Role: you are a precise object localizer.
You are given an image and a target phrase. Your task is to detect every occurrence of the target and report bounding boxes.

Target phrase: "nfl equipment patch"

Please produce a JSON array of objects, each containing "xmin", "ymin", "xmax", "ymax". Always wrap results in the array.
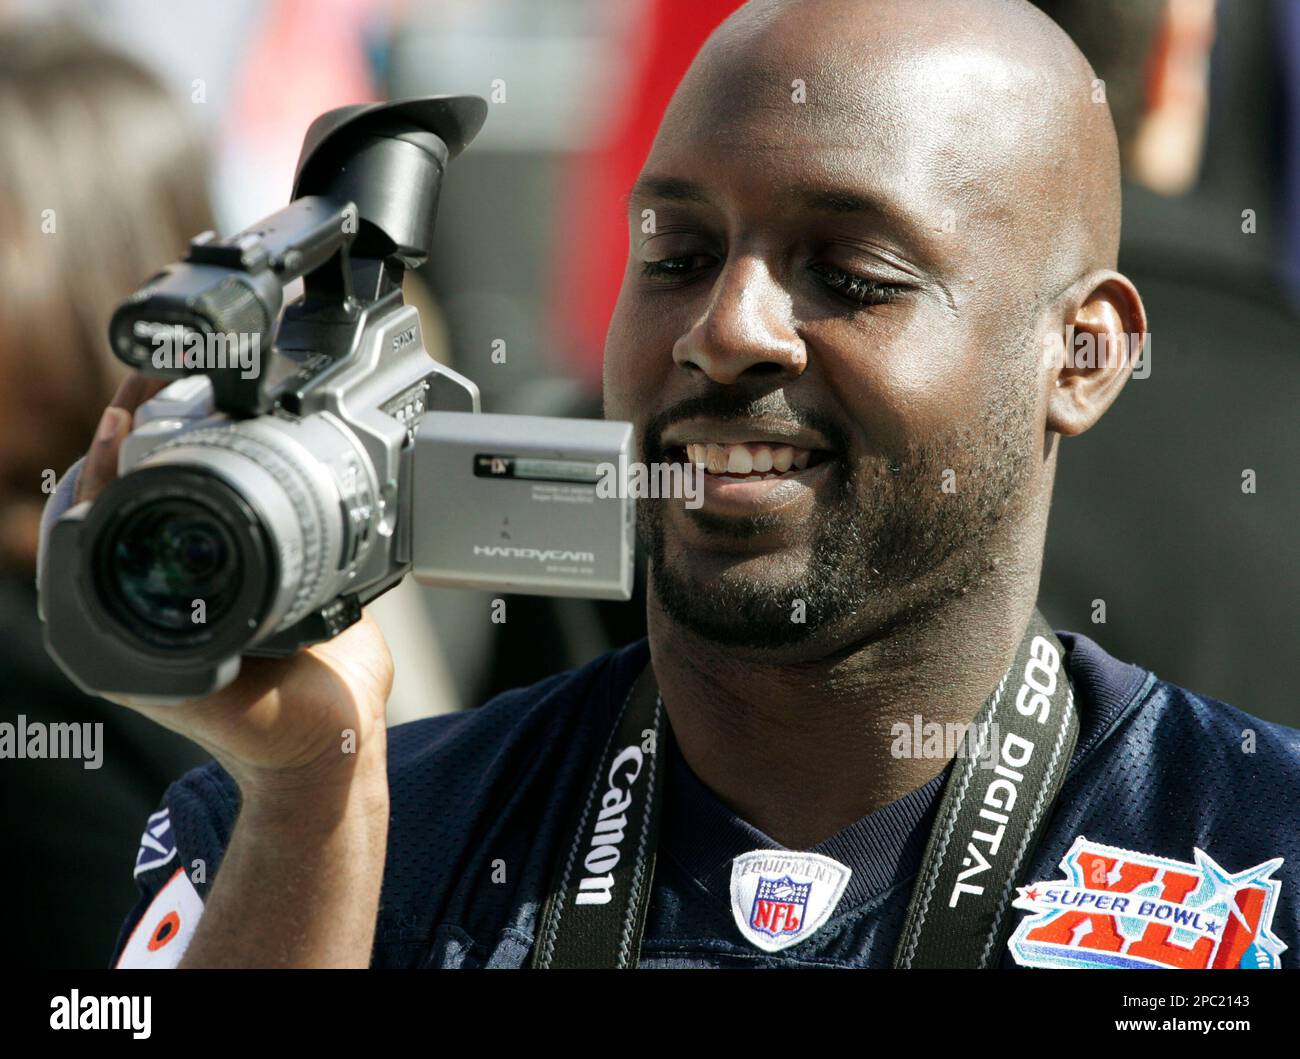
[
  {"xmin": 116, "ymin": 867, "xmax": 204, "ymax": 969},
  {"xmin": 1008, "ymin": 836, "xmax": 1286, "ymax": 969},
  {"xmin": 730, "ymin": 850, "xmax": 851, "ymax": 954},
  {"xmin": 133, "ymin": 808, "xmax": 177, "ymax": 878}
]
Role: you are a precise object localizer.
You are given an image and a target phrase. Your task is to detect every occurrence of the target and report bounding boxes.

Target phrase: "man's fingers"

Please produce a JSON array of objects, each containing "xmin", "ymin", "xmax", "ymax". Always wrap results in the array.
[
  {"xmin": 74, "ymin": 373, "xmax": 169, "ymax": 504},
  {"xmin": 74, "ymin": 406, "xmax": 131, "ymax": 504}
]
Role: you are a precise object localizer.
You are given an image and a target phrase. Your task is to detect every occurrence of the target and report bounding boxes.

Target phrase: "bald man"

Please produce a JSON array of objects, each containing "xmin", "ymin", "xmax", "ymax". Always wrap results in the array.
[{"xmin": 84, "ymin": 0, "xmax": 1295, "ymax": 970}]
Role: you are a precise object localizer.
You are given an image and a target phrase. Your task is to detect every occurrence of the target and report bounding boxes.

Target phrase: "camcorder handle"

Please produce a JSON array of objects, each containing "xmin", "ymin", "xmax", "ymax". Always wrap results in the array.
[{"xmin": 106, "ymin": 95, "xmax": 489, "ymax": 418}]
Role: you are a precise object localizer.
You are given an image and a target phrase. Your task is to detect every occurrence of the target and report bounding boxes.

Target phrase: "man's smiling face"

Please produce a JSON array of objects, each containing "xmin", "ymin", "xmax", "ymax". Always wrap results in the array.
[{"xmin": 602, "ymin": 0, "xmax": 1121, "ymax": 654}]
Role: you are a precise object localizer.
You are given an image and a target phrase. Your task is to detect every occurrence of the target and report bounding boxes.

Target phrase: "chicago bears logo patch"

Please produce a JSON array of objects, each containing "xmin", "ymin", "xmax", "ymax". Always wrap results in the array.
[
  {"xmin": 1009, "ymin": 836, "xmax": 1286, "ymax": 969},
  {"xmin": 730, "ymin": 851, "xmax": 851, "ymax": 954}
]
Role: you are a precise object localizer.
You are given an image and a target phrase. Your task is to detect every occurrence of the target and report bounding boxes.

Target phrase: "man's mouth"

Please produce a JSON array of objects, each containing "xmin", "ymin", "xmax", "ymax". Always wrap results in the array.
[
  {"xmin": 668, "ymin": 441, "xmax": 833, "ymax": 481},
  {"xmin": 656, "ymin": 419, "xmax": 840, "ymax": 518}
]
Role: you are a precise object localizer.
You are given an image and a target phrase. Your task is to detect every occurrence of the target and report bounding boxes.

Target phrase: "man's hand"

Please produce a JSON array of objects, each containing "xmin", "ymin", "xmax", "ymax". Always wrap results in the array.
[
  {"xmin": 75, "ymin": 372, "xmax": 395, "ymax": 967},
  {"xmin": 76, "ymin": 372, "xmax": 394, "ymax": 793}
]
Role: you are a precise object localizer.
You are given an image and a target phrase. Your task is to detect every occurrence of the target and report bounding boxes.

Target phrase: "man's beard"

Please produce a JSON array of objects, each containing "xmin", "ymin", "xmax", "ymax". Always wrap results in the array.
[{"xmin": 639, "ymin": 371, "xmax": 1039, "ymax": 650}]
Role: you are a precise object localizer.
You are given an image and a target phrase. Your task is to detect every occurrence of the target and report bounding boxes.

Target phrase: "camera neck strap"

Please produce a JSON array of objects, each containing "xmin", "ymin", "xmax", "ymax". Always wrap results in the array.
[{"xmin": 532, "ymin": 610, "xmax": 1078, "ymax": 969}]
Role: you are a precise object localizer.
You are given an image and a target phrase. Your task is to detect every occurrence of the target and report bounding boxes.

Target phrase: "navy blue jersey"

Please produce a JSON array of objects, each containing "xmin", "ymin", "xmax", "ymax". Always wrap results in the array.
[{"xmin": 112, "ymin": 632, "xmax": 1300, "ymax": 969}]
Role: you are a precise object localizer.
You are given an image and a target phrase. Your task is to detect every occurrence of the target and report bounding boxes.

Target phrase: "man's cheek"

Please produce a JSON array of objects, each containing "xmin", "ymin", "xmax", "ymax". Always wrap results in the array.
[
  {"xmin": 601, "ymin": 347, "xmax": 640, "ymax": 423},
  {"xmin": 867, "ymin": 374, "xmax": 991, "ymax": 445}
]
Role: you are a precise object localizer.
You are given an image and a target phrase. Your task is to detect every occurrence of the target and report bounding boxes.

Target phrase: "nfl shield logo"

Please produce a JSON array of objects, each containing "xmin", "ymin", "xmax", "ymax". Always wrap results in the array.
[
  {"xmin": 750, "ymin": 875, "xmax": 811, "ymax": 938},
  {"xmin": 729, "ymin": 850, "xmax": 852, "ymax": 954}
]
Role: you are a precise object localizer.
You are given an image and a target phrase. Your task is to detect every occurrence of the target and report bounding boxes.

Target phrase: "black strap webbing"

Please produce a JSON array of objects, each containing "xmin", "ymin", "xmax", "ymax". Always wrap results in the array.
[
  {"xmin": 892, "ymin": 611, "xmax": 1079, "ymax": 967},
  {"xmin": 533, "ymin": 611, "xmax": 1077, "ymax": 969},
  {"xmin": 532, "ymin": 669, "xmax": 666, "ymax": 969}
]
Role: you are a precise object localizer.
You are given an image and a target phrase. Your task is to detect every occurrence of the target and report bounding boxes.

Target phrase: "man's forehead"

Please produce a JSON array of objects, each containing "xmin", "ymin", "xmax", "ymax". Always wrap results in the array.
[
  {"xmin": 632, "ymin": 1, "xmax": 1117, "ymax": 276},
  {"xmin": 633, "ymin": 59, "xmax": 1045, "ymax": 275},
  {"xmin": 647, "ymin": 33, "xmax": 1056, "ymax": 200}
]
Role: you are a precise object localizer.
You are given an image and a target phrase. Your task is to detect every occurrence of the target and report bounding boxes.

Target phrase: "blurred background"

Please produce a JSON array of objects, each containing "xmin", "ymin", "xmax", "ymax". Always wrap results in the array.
[{"xmin": 0, "ymin": 0, "xmax": 1295, "ymax": 967}]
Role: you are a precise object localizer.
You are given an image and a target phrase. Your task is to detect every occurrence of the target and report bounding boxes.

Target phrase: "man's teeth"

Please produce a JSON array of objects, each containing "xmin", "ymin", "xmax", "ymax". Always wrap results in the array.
[
  {"xmin": 727, "ymin": 446, "xmax": 752, "ymax": 474},
  {"xmin": 683, "ymin": 442, "xmax": 814, "ymax": 476}
]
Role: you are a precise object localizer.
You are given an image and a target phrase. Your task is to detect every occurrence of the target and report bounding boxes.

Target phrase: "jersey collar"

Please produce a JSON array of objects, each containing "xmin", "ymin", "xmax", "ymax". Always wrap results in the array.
[{"xmin": 652, "ymin": 628, "xmax": 1152, "ymax": 916}]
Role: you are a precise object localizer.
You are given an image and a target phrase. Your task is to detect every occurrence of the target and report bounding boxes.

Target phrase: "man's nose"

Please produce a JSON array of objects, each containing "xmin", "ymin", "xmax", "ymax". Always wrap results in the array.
[{"xmin": 672, "ymin": 255, "xmax": 806, "ymax": 384}]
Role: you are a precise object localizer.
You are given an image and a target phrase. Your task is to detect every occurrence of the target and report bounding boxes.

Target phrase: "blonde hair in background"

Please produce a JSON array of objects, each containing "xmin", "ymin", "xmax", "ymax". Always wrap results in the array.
[{"xmin": 0, "ymin": 20, "xmax": 215, "ymax": 570}]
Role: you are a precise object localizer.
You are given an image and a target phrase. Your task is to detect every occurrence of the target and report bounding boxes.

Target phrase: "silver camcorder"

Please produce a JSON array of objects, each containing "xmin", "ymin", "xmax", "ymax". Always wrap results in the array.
[{"xmin": 39, "ymin": 96, "xmax": 634, "ymax": 704}]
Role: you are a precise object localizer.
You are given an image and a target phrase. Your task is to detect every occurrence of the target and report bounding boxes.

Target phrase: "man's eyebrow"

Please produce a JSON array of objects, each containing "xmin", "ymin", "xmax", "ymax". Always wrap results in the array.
[
  {"xmin": 797, "ymin": 187, "xmax": 885, "ymax": 216},
  {"xmin": 627, "ymin": 176, "xmax": 898, "ymax": 220},
  {"xmin": 626, "ymin": 175, "xmax": 713, "ymax": 208}
]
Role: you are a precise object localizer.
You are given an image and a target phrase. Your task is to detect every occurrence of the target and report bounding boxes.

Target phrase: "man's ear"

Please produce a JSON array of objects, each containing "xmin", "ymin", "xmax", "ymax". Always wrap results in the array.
[{"xmin": 1046, "ymin": 273, "xmax": 1147, "ymax": 438}]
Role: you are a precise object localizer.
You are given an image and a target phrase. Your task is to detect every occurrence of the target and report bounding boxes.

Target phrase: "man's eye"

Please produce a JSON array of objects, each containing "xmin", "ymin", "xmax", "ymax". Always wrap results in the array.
[
  {"xmin": 809, "ymin": 262, "xmax": 907, "ymax": 306},
  {"xmin": 640, "ymin": 255, "xmax": 712, "ymax": 280}
]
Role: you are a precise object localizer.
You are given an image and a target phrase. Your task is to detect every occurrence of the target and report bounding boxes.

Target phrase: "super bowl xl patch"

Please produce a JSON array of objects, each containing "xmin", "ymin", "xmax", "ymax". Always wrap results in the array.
[
  {"xmin": 730, "ymin": 850, "xmax": 851, "ymax": 954},
  {"xmin": 1008, "ymin": 836, "xmax": 1285, "ymax": 969}
]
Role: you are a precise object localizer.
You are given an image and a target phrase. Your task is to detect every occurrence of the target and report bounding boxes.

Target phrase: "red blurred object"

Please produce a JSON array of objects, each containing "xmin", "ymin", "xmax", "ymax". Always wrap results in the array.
[
  {"xmin": 222, "ymin": 0, "xmax": 385, "ymax": 208},
  {"xmin": 547, "ymin": 0, "xmax": 744, "ymax": 391}
]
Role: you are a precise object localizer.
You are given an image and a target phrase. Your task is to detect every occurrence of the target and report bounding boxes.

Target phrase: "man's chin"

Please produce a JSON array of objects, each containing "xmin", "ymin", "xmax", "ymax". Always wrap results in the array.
[
  {"xmin": 649, "ymin": 552, "xmax": 842, "ymax": 651},
  {"xmin": 658, "ymin": 538, "xmax": 813, "ymax": 583}
]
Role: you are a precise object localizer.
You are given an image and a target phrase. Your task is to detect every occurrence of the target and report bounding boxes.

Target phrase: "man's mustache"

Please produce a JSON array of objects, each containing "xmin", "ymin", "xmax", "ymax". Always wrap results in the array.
[{"xmin": 642, "ymin": 391, "xmax": 851, "ymax": 460}]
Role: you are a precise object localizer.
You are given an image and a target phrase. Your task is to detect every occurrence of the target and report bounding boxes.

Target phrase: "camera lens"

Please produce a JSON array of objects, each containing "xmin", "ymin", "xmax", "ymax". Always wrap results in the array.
[{"xmin": 99, "ymin": 497, "xmax": 242, "ymax": 644}]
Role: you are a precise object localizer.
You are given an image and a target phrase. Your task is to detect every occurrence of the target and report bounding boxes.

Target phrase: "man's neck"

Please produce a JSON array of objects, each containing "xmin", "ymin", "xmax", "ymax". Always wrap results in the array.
[{"xmin": 647, "ymin": 567, "xmax": 1041, "ymax": 850}]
